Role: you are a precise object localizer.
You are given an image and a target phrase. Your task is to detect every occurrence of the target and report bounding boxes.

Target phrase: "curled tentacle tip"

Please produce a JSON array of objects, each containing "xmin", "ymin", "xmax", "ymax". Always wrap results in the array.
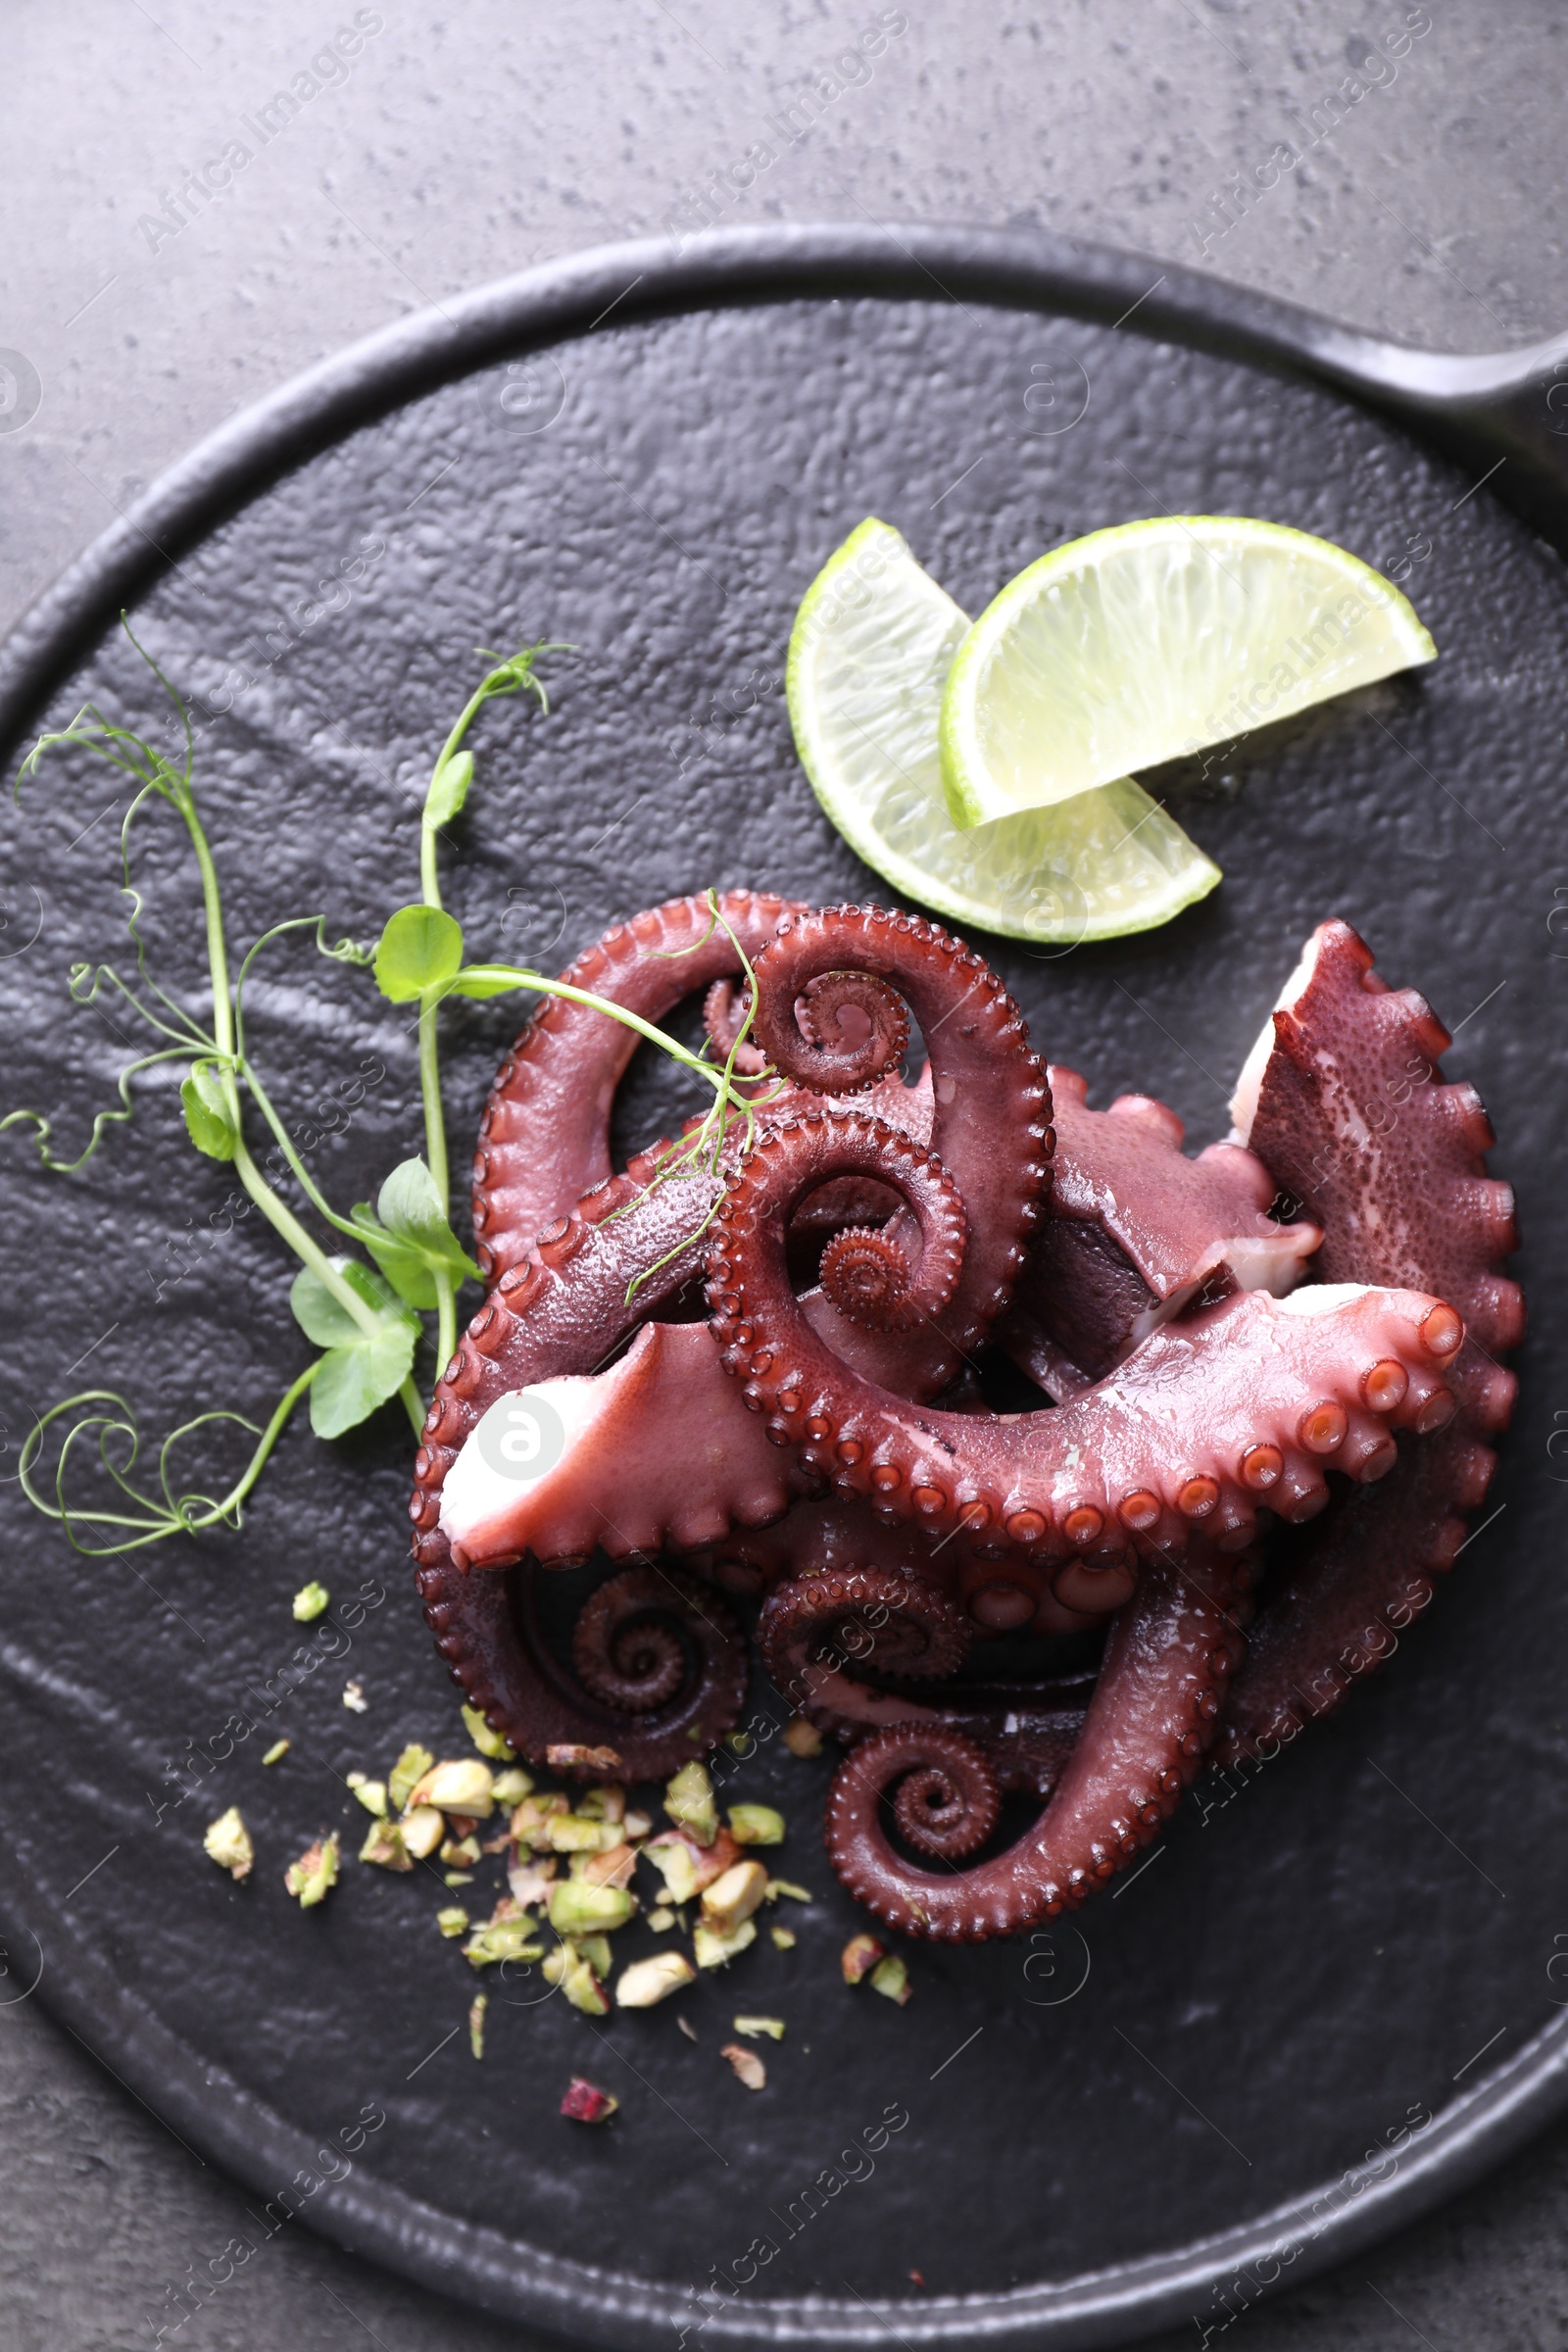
[
  {"xmin": 703, "ymin": 976, "xmax": 769, "ymax": 1076},
  {"xmin": 819, "ymin": 1226, "xmax": 918, "ymax": 1330}
]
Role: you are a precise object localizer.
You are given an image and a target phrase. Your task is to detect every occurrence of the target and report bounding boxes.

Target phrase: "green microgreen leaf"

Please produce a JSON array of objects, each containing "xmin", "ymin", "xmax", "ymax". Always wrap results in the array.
[
  {"xmin": 424, "ymin": 749, "xmax": 473, "ymax": 831},
  {"xmin": 289, "ymin": 1257, "xmax": 418, "ymax": 1440},
  {"xmin": 374, "ymin": 905, "xmax": 465, "ymax": 1001},
  {"xmin": 180, "ymin": 1061, "xmax": 238, "ymax": 1160},
  {"xmin": 351, "ymin": 1155, "xmax": 480, "ymax": 1309}
]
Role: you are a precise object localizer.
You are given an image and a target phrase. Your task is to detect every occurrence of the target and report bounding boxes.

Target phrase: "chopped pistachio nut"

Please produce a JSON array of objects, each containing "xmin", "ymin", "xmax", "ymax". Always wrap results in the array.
[
  {"xmin": 578, "ymin": 1782, "xmax": 626, "ymax": 1824},
  {"xmin": 437, "ymin": 1906, "xmax": 469, "ymax": 1937},
  {"xmin": 765, "ymin": 1878, "xmax": 812, "ymax": 1904},
  {"xmin": 642, "ymin": 1828, "xmax": 740, "ymax": 1905},
  {"xmin": 468, "ymin": 1992, "xmax": 488, "ymax": 2058},
  {"xmin": 284, "ymin": 1833, "xmax": 339, "ymax": 1908},
  {"xmin": 561, "ymin": 2076, "xmax": 617, "ymax": 2123},
  {"xmin": 542, "ymin": 1943, "xmax": 610, "ymax": 2014},
  {"xmin": 622, "ymin": 1808, "xmax": 654, "ymax": 1841},
  {"xmin": 411, "ymin": 1758, "xmax": 495, "ymax": 1818},
  {"xmin": 400, "ymin": 1805, "xmax": 445, "ymax": 1860},
  {"xmin": 783, "ymin": 1716, "xmax": 824, "ymax": 1758},
  {"xmin": 724, "ymin": 1729, "xmax": 756, "ymax": 1756},
  {"xmin": 359, "ymin": 1818, "xmax": 412, "ymax": 1871},
  {"xmin": 870, "ymin": 1954, "xmax": 911, "ymax": 2006},
  {"xmin": 700, "ymin": 1860, "xmax": 769, "ymax": 1937},
  {"xmin": 663, "ymin": 1759, "xmax": 718, "ymax": 1846},
  {"xmin": 720, "ymin": 2041, "xmax": 766, "ymax": 2090},
  {"xmin": 350, "ymin": 1778, "xmax": 389, "ymax": 1817},
  {"xmin": 733, "ymin": 2015, "xmax": 786, "ymax": 2040},
  {"xmin": 727, "ymin": 1804, "xmax": 786, "ymax": 1847},
  {"xmin": 464, "ymin": 1917, "xmax": 546, "ymax": 1969},
  {"xmin": 615, "ymin": 1951, "xmax": 697, "ymax": 2008},
  {"xmin": 841, "ymin": 1933, "xmax": 886, "ymax": 1985},
  {"xmin": 694, "ymin": 1917, "xmax": 758, "ymax": 1970},
  {"xmin": 546, "ymin": 1741, "xmax": 623, "ymax": 1776},
  {"xmin": 292, "ymin": 1580, "xmax": 329, "ymax": 1622},
  {"xmin": 648, "ymin": 1906, "xmax": 676, "ymax": 1934},
  {"xmin": 570, "ymin": 1932, "xmax": 615, "ymax": 1982},
  {"xmin": 262, "ymin": 1740, "xmax": 289, "ymax": 1766},
  {"xmin": 769, "ymin": 1925, "xmax": 797, "ymax": 1952},
  {"xmin": 490, "ymin": 1767, "xmax": 534, "ymax": 1807},
  {"xmin": 342, "ymin": 1680, "xmax": 368, "ymax": 1713},
  {"xmin": 461, "ymin": 1703, "xmax": 516, "ymax": 1762},
  {"xmin": 512, "ymin": 1791, "xmax": 569, "ymax": 1841},
  {"xmin": 542, "ymin": 1812, "xmax": 620, "ymax": 1854},
  {"xmin": 203, "ymin": 1806, "xmax": 253, "ymax": 1882},
  {"xmin": 548, "ymin": 1879, "xmax": 635, "ymax": 1937},
  {"xmin": 576, "ymin": 1842, "xmax": 638, "ymax": 1889},
  {"xmin": 388, "ymin": 1742, "xmax": 435, "ymax": 1812},
  {"xmin": 508, "ymin": 1855, "xmax": 558, "ymax": 1908},
  {"xmin": 444, "ymin": 1871, "xmax": 474, "ymax": 1887},
  {"xmin": 676, "ymin": 2014, "xmax": 699, "ymax": 2043},
  {"xmin": 441, "ymin": 1835, "xmax": 482, "ymax": 1869}
]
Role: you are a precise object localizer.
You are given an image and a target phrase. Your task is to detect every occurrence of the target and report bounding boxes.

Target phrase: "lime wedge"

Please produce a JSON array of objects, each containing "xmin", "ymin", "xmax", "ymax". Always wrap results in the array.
[
  {"xmin": 787, "ymin": 518, "xmax": 1220, "ymax": 945},
  {"xmin": 939, "ymin": 514, "xmax": 1436, "ymax": 829}
]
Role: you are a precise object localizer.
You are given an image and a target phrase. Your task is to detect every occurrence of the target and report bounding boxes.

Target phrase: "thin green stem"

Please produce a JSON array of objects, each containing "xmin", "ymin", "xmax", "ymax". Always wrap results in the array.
[
  {"xmin": 230, "ymin": 1136, "xmax": 384, "ymax": 1337},
  {"xmin": 452, "ymin": 967, "xmax": 732, "ymax": 1092}
]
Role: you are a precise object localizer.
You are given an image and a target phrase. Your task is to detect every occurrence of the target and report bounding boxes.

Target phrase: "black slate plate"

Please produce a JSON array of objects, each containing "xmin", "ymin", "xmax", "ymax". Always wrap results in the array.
[{"xmin": 0, "ymin": 228, "xmax": 1564, "ymax": 2352}]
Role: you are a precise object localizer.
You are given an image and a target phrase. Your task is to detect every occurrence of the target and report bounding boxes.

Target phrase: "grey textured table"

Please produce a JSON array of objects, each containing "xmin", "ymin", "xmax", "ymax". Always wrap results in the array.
[{"xmin": 4, "ymin": 5, "xmax": 1566, "ymax": 2346}]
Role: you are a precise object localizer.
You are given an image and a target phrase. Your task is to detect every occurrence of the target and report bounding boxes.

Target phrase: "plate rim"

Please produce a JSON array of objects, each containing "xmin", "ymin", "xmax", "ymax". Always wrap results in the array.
[{"xmin": 0, "ymin": 220, "xmax": 1556, "ymax": 2351}]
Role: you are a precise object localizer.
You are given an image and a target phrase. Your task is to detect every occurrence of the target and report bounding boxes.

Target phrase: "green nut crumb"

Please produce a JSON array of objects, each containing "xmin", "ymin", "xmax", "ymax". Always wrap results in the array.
[
  {"xmin": 437, "ymin": 1906, "xmax": 469, "ymax": 1938},
  {"xmin": 770, "ymin": 1925, "xmax": 797, "ymax": 1951},
  {"xmin": 663, "ymin": 1759, "xmax": 718, "ymax": 1846},
  {"xmin": 464, "ymin": 1918, "xmax": 546, "ymax": 1969},
  {"xmin": 728, "ymin": 1804, "xmax": 786, "ymax": 1846},
  {"xmin": 292, "ymin": 1581, "xmax": 329, "ymax": 1622},
  {"xmin": 490, "ymin": 1767, "xmax": 534, "ymax": 1807},
  {"xmin": 733, "ymin": 2015, "xmax": 786, "ymax": 2040},
  {"xmin": 469, "ymin": 1992, "xmax": 488, "ymax": 2059},
  {"xmin": 462, "ymin": 1703, "xmax": 516, "ymax": 1762},
  {"xmin": 350, "ymin": 1777, "xmax": 388, "ymax": 1817},
  {"xmin": 203, "ymin": 1806, "xmax": 253, "ymax": 1882},
  {"xmin": 284, "ymin": 1833, "xmax": 339, "ymax": 1908},
  {"xmin": 262, "ymin": 1740, "xmax": 289, "ymax": 1766},
  {"xmin": 870, "ymin": 1954, "xmax": 911, "ymax": 2006},
  {"xmin": 387, "ymin": 1742, "xmax": 434, "ymax": 1812}
]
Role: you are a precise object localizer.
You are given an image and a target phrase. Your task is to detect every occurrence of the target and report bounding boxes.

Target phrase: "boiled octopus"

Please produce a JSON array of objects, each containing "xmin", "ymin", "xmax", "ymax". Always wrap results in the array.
[{"xmin": 409, "ymin": 892, "xmax": 1519, "ymax": 1942}]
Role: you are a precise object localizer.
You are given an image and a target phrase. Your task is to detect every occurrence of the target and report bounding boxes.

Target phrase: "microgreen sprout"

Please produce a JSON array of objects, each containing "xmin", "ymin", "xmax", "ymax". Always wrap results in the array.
[{"xmin": 6, "ymin": 624, "xmax": 775, "ymax": 1559}]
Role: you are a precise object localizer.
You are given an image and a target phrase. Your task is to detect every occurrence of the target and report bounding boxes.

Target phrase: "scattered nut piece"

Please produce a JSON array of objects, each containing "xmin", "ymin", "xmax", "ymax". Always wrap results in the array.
[
  {"xmin": 623, "ymin": 1808, "xmax": 653, "ymax": 1841},
  {"xmin": 870, "ymin": 1954, "xmax": 911, "ymax": 2006},
  {"xmin": 388, "ymin": 1742, "xmax": 435, "ymax": 1812},
  {"xmin": 616, "ymin": 1951, "xmax": 698, "ymax": 2008},
  {"xmin": 724, "ymin": 1730, "xmax": 755, "ymax": 1756},
  {"xmin": 464, "ymin": 1917, "xmax": 546, "ymax": 1969},
  {"xmin": 663, "ymin": 1759, "xmax": 718, "ymax": 1846},
  {"xmin": 508, "ymin": 1855, "xmax": 558, "ymax": 1908},
  {"xmin": 572, "ymin": 1932, "xmax": 614, "ymax": 1981},
  {"xmin": 350, "ymin": 1778, "xmax": 388, "ymax": 1817},
  {"xmin": 436, "ymin": 1906, "xmax": 469, "ymax": 1938},
  {"xmin": 720, "ymin": 2041, "xmax": 766, "ymax": 2090},
  {"xmin": 579, "ymin": 1782, "xmax": 626, "ymax": 1824},
  {"xmin": 642, "ymin": 1828, "xmax": 741, "ymax": 1906},
  {"xmin": 292, "ymin": 1581, "xmax": 329, "ymax": 1622},
  {"xmin": 842, "ymin": 1933, "xmax": 886, "ymax": 1985},
  {"xmin": 411, "ymin": 1758, "xmax": 495, "ymax": 1818},
  {"xmin": 561, "ymin": 2076, "xmax": 618, "ymax": 2123},
  {"xmin": 203, "ymin": 1807, "xmax": 253, "ymax": 1882},
  {"xmin": 461, "ymin": 1703, "xmax": 516, "ymax": 1762},
  {"xmin": 511, "ymin": 1791, "xmax": 570, "ymax": 1845},
  {"xmin": 732, "ymin": 2015, "xmax": 786, "ymax": 2041},
  {"xmin": 676, "ymin": 2015, "xmax": 699, "ymax": 2043},
  {"xmin": 400, "ymin": 1806, "xmax": 445, "ymax": 1860},
  {"xmin": 542, "ymin": 1812, "xmax": 620, "ymax": 1854},
  {"xmin": 468, "ymin": 1992, "xmax": 488, "ymax": 2059},
  {"xmin": 441, "ymin": 1834, "xmax": 482, "ymax": 1869},
  {"xmin": 783, "ymin": 1717, "xmax": 823, "ymax": 1758},
  {"xmin": 490, "ymin": 1766, "xmax": 534, "ymax": 1807},
  {"xmin": 547, "ymin": 1742, "xmax": 623, "ymax": 1776},
  {"xmin": 694, "ymin": 1917, "xmax": 758, "ymax": 1970},
  {"xmin": 765, "ymin": 1878, "xmax": 812, "ymax": 1905},
  {"xmin": 700, "ymin": 1861, "xmax": 769, "ymax": 1937},
  {"xmin": 262, "ymin": 1740, "xmax": 289, "ymax": 1766},
  {"xmin": 648, "ymin": 1906, "xmax": 676, "ymax": 1934},
  {"xmin": 342, "ymin": 1681, "xmax": 368, "ymax": 1713},
  {"xmin": 443, "ymin": 1870, "xmax": 474, "ymax": 1887},
  {"xmin": 359, "ymin": 1818, "xmax": 412, "ymax": 1871},
  {"xmin": 578, "ymin": 1841, "xmax": 638, "ymax": 1889},
  {"xmin": 727, "ymin": 1804, "xmax": 785, "ymax": 1847},
  {"xmin": 284, "ymin": 1834, "xmax": 339, "ymax": 1908},
  {"xmin": 542, "ymin": 1944, "xmax": 610, "ymax": 2014},
  {"xmin": 548, "ymin": 1879, "xmax": 635, "ymax": 1937},
  {"xmin": 770, "ymin": 1926, "xmax": 796, "ymax": 1952}
]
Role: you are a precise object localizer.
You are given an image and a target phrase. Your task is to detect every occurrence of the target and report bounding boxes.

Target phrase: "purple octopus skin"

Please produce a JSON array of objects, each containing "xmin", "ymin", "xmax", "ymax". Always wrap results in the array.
[{"xmin": 1212, "ymin": 919, "xmax": 1522, "ymax": 1767}]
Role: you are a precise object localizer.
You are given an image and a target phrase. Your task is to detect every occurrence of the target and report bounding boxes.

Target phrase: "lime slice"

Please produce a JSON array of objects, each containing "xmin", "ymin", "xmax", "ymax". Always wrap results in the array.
[
  {"xmin": 939, "ymin": 514, "xmax": 1436, "ymax": 829},
  {"xmin": 787, "ymin": 518, "xmax": 1220, "ymax": 945}
]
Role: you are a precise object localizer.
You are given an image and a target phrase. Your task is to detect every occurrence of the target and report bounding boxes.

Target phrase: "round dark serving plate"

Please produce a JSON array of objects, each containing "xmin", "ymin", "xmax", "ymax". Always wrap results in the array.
[{"xmin": 0, "ymin": 227, "xmax": 1564, "ymax": 2351}]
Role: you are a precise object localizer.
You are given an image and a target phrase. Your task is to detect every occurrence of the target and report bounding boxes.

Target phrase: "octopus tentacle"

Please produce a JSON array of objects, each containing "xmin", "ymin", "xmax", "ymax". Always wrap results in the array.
[
  {"xmin": 745, "ymin": 906, "xmax": 1052, "ymax": 1392},
  {"xmin": 823, "ymin": 1544, "xmax": 1256, "ymax": 1938},
  {"xmin": 1004, "ymin": 1064, "xmax": 1321, "ymax": 1397},
  {"xmin": 471, "ymin": 889, "xmax": 804, "ymax": 1279},
  {"xmin": 759, "ymin": 1562, "xmax": 972, "ymax": 1706},
  {"xmin": 1214, "ymin": 919, "xmax": 1522, "ymax": 1765}
]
